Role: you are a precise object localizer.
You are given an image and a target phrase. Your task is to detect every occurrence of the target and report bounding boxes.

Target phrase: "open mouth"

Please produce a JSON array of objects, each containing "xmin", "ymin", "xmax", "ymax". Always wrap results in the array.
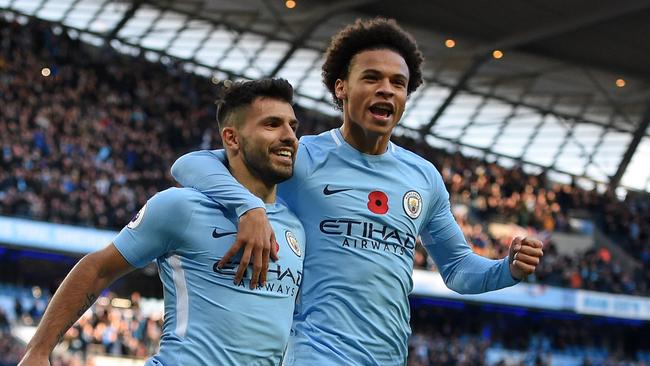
[
  {"xmin": 369, "ymin": 103, "xmax": 394, "ymax": 120},
  {"xmin": 271, "ymin": 148, "xmax": 294, "ymax": 164}
]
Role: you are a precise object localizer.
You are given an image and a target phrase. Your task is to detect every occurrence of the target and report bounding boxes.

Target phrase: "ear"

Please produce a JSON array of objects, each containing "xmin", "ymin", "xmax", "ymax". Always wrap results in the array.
[
  {"xmin": 221, "ymin": 127, "xmax": 239, "ymax": 151},
  {"xmin": 334, "ymin": 79, "xmax": 346, "ymax": 102}
]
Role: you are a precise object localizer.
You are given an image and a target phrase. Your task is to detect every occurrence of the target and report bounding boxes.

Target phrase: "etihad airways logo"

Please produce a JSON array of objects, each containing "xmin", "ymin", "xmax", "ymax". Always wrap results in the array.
[
  {"xmin": 319, "ymin": 219, "xmax": 416, "ymax": 256},
  {"xmin": 212, "ymin": 262, "xmax": 302, "ymax": 296}
]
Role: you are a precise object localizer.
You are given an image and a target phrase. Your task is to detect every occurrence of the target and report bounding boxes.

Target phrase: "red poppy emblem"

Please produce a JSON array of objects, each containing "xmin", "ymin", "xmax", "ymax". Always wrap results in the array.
[{"xmin": 367, "ymin": 191, "xmax": 389, "ymax": 214}]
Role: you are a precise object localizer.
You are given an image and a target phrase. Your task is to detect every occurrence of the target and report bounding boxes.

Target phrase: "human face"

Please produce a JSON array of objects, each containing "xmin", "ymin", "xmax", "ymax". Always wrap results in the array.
[
  {"xmin": 237, "ymin": 97, "xmax": 299, "ymax": 185},
  {"xmin": 335, "ymin": 49, "xmax": 409, "ymax": 137}
]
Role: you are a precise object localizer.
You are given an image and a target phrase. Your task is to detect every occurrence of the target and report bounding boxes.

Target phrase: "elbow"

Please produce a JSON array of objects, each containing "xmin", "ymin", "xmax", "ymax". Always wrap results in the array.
[{"xmin": 440, "ymin": 267, "xmax": 486, "ymax": 295}]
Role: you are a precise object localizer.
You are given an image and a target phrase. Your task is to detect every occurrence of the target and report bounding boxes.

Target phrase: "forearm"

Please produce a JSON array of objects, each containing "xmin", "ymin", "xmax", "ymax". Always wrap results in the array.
[
  {"xmin": 24, "ymin": 249, "xmax": 128, "ymax": 356},
  {"xmin": 423, "ymin": 230, "xmax": 517, "ymax": 294},
  {"xmin": 442, "ymin": 254, "xmax": 516, "ymax": 294},
  {"xmin": 171, "ymin": 150, "xmax": 264, "ymax": 216}
]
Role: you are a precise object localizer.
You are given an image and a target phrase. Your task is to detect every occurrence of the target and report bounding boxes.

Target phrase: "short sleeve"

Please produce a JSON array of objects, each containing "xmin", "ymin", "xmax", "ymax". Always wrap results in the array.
[{"xmin": 113, "ymin": 188, "xmax": 192, "ymax": 268}]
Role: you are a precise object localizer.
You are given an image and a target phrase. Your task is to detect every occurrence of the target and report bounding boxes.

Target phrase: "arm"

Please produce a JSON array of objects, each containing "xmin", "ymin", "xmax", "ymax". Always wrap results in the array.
[
  {"xmin": 171, "ymin": 149, "xmax": 264, "ymax": 217},
  {"xmin": 171, "ymin": 150, "xmax": 276, "ymax": 288},
  {"xmin": 421, "ymin": 171, "xmax": 541, "ymax": 294},
  {"xmin": 19, "ymin": 244, "xmax": 133, "ymax": 365},
  {"xmin": 421, "ymin": 228, "xmax": 517, "ymax": 294}
]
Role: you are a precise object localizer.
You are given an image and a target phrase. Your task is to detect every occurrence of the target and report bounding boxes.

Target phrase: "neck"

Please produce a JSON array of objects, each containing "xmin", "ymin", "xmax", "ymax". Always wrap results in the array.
[
  {"xmin": 340, "ymin": 120, "xmax": 391, "ymax": 155},
  {"xmin": 226, "ymin": 155, "xmax": 276, "ymax": 204}
]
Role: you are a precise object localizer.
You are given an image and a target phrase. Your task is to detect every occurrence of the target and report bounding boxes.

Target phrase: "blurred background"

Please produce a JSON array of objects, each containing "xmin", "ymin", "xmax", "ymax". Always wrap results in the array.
[{"xmin": 1, "ymin": 0, "xmax": 650, "ymax": 365}]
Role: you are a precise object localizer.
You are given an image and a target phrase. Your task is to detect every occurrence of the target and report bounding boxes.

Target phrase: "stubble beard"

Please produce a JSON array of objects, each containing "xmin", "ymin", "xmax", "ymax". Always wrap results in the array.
[{"xmin": 240, "ymin": 139, "xmax": 293, "ymax": 185}]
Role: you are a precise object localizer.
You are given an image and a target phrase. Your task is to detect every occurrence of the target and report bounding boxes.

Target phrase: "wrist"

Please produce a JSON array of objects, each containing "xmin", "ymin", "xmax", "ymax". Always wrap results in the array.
[{"xmin": 23, "ymin": 346, "xmax": 51, "ymax": 359}]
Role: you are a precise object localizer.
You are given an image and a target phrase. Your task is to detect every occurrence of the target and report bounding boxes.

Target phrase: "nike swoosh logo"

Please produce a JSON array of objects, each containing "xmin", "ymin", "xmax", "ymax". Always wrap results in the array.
[
  {"xmin": 323, "ymin": 184, "xmax": 352, "ymax": 195},
  {"xmin": 212, "ymin": 229, "xmax": 237, "ymax": 239}
]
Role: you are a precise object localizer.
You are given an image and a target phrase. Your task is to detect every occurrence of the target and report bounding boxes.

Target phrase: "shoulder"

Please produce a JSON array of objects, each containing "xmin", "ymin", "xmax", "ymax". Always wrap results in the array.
[
  {"xmin": 150, "ymin": 187, "xmax": 204, "ymax": 206},
  {"xmin": 390, "ymin": 143, "xmax": 443, "ymax": 185},
  {"xmin": 299, "ymin": 129, "xmax": 340, "ymax": 154},
  {"xmin": 144, "ymin": 187, "xmax": 209, "ymax": 220}
]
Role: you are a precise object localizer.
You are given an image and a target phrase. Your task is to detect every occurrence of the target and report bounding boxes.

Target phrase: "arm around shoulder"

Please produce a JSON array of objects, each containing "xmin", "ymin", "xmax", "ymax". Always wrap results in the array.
[{"xmin": 170, "ymin": 149, "xmax": 265, "ymax": 217}]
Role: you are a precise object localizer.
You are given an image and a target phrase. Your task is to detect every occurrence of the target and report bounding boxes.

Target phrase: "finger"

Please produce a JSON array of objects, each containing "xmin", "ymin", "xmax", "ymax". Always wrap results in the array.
[
  {"xmin": 517, "ymin": 245, "xmax": 544, "ymax": 258},
  {"xmin": 521, "ymin": 237, "xmax": 543, "ymax": 248},
  {"xmin": 235, "ymin": 245, "xmax": 253, "ymax": 285},
  {"xmin": 513, "ymin": 260, "xmax": 536, "ymax": 275},
  {"xmin": 270, "ymin": 231, "xmax": 279, "ymax": 261},
  {"xmin": 250, "ymin": 246, "xmax": 263, "ymax": 289},
  {"xmin": 260, "ymin": 243, "xmax": 270, "ymax": 286},
  {"xmin": 510, "ymin": 236, "xmax": 522, "ymax": 261},
  {"xmin": 218, "ymin": 240, "xmax": 243, "ymax": 268},
  {"xmin": 513, "ymin": 253, "xmax": 540, "ymax": 266}
]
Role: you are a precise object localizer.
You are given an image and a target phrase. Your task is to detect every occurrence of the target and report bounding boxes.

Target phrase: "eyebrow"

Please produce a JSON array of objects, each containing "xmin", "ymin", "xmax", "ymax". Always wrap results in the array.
[
  {"xmin": 261, "ymin": 116, "xmax": 299, "ymax": 125},
  {"xmin": 361, "ymin": 68, "xmax": 408, "ymax": 81}
]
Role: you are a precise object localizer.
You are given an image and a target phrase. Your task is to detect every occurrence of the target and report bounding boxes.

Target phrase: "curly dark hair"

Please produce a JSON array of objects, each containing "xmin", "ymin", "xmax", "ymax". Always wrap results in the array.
[
  {"xmin": 216, "ymin": 78, "xmax": 293, "ymax": 131},
  {"xmin": 322, "ymin": 18, "xmax": 424, "ymax": 110}
]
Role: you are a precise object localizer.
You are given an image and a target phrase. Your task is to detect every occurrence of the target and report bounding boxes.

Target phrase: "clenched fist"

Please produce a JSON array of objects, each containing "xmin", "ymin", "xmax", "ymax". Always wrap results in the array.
[{"xmin": 508, "ymin": 236, "xmax": 544, "ymax": 280}]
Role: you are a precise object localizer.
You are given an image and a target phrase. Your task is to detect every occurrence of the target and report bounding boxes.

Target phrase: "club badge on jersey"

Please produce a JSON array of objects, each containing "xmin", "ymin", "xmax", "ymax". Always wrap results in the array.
[
  {"xmin": 402, "ymin": 190, "xmax": 422, "ymax": 219},
  {"xmin": 285, "ymin": 230, "xmax": 301, "ymax": 257}
]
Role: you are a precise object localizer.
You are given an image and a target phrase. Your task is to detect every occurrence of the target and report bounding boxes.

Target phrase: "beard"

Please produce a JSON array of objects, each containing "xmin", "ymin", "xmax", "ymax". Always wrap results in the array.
[{"xmin": 240, "ymin": 138, "xmax": 293, "ymax": 185}]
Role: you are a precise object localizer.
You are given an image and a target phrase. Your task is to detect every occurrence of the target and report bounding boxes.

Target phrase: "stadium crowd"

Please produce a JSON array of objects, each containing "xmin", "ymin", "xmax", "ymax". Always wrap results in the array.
[
  {"xmin": 2, "ymin": 14, "xmax": 650, "ymax": 366},
  {"xmin": 3, "ymin": 287, "xmax": 649, "ymax": 366},
  {"xmin": 408, "ymin": 304, "xmax": 650, "ymax": 366},
  {"xmin": 2, "ymin": 16, "xmax": 649, "ymax": 297}
]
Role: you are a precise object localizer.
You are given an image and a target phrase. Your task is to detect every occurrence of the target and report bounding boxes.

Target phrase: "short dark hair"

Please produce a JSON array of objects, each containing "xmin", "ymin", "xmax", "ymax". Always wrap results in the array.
[
  {"xmin": 322, "ymin": 18, "xmax": 424, "ymax": 109},
  {"xmin": 216, "ymin": 78, "xmax": 294, "ymax": 131}
]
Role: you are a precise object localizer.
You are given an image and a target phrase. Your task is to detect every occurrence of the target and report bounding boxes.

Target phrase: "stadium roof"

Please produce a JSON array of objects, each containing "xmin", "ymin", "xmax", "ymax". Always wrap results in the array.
[{"xmin": 3, "ymin": 0, "xmax": 650, "ymax": 192}]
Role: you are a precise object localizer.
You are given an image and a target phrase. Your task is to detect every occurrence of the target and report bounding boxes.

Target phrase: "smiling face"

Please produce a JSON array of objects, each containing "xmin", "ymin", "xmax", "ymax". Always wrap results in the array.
[
  {"xmin": 228, "ymin": 97, "xmax": 299, "ymax": 185},
  {"xmin": 335, "ymin": 49, "xmax": 410, "ymax": 138}
]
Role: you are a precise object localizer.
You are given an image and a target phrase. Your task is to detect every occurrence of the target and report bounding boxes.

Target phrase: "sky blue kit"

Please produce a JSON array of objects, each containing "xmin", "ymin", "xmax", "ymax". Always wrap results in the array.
[
  {"xmin": 171, "ymin": 128, "xmax": 517, "ymax": 365},
  {"xmin": 113, "ymin": 187, "xmax": 305, "ymax": 366}
]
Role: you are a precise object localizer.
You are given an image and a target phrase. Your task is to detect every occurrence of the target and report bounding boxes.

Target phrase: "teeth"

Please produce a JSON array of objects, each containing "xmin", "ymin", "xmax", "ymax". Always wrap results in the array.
[{"xmin": 277, "ymin": 151, "xmax": 292, "ymax": 157}]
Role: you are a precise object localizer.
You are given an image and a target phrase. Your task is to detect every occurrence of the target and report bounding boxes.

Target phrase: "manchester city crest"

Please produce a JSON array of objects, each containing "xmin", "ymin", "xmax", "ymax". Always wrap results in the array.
[
  {"xmin": 402, "ymin": 190, "xmax": 422, "ymax": 219},
  {"xmin": 285, "ymin": 230, "xmax": 301, "ymax": 257}
]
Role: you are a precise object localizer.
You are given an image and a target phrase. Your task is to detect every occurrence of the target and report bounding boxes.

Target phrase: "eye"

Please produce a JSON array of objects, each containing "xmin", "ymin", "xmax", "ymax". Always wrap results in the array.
[
  {"xmin": 393, "ymin": 79, "xmax": 407, "ymax": 88},
  {"xmin": 265, "ymin": 120, "xmax": 281, "ymax": 128}
]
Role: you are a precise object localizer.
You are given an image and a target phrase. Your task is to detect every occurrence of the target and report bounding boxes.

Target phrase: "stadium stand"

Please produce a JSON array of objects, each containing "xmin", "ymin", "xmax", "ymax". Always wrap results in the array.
[
  {"xmin": 1, "ymin": 8, "xmax": 650, "ymax": 366},
  {"xmin": 1, "ymin": 15, "xmax": 649, "ymax": 297}
]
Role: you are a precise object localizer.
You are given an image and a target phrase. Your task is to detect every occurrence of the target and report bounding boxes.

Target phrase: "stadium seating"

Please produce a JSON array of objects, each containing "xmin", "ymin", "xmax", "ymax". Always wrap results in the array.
[{"xmin": 2, "ymin": 15, "xmax": 650, "ymax": 366}]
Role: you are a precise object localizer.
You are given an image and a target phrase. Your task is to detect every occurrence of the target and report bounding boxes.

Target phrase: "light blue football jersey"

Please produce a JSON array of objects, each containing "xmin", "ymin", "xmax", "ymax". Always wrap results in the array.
[
  {"xmin": 171, "ymin": 128, "xmax": 517, "ymax": 365},
  {"xmin": 112, "ymin": 187, "xmax": 305, "ymax": 366}
]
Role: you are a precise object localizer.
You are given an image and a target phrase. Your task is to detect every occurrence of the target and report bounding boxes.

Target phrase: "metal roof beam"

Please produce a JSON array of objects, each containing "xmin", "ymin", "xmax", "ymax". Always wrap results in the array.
[
  {"xmin": 419, "ymin": 55, "xmax": 488, "ymax": 133},
  {"xmin": 267, "ymin": 0, "xmax": 378, "ymax": 78},
  {"xmin": 480, "ymin": 0, "xmax": 650, "ymax": 53},
  {"xmin": 610, "ymin": 104, "xmax": 650, "ymax": 188},
  {"xmin": 431, "ymin": 77, "xmax": 645, "ymax": 137},
  {"xmin": 104, "ymin": 0, "xmax": 143, "ymax": 43}
]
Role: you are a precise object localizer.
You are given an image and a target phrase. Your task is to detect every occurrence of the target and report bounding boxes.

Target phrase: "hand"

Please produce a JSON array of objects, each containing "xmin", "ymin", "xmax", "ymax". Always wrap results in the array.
[
  {"xmin": 18, "ymin": 351, "xmax": 51, "ymax": 366},
  {"xmin": 218, "ymin": 208, "xmax": 279, "ymax": 289},
  {"xmin": 508, "ymin": 236, "xmax": 544, "ymax": 280}
]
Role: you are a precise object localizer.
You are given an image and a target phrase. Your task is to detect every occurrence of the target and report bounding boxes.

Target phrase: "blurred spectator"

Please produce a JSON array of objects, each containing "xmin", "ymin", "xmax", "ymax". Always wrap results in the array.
[{"xmin": 2, "ymin": 15, "xmax": 650, "ymax": 298}]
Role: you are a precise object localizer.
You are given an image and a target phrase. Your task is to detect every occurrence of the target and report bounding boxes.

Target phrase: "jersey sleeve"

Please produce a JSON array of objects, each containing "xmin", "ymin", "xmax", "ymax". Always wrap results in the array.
[
  {"xmin": 170, "ymin": 149, "xmax": 265, "ymax": 217},
  {"xmin": 420, "ymin": 170, "xmax": 518, "ymax": 294},
  {"xmin": 113, "ymin": 189, "xmax": 193, "ymax": 268}
]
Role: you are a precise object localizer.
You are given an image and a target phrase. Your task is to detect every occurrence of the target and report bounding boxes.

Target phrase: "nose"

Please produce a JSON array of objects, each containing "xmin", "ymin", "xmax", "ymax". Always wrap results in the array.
[
  {"xmin": 279, "ymin": 121, "xmax": 298, "ymax": 145},
  {"xmin": 376, "ymin": 78, "xmax": 395, "ymax": 98}
]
